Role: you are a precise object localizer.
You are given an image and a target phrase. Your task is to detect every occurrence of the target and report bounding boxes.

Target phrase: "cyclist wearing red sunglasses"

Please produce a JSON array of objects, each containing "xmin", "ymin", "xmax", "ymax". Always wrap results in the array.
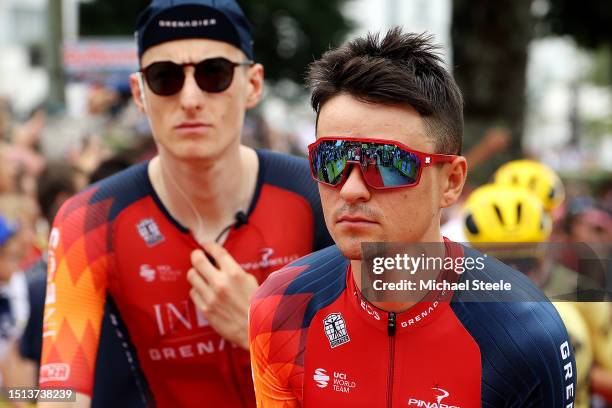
[
  {"xmin": 250, "ymin": 28, "xmax": 575, "ymax": 407},
  {"xmin": 39, "ymin": 1, "xmax": 332, "ymax": 407}
]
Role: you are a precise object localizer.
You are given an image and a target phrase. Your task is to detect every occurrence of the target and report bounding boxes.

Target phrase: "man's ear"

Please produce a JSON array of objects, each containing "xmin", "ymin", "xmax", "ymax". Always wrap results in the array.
[
  {"xmin": 245, "ymin": 63, "xmax": 264, "ymax": 109},
  {"xmin": 440, "ymin": 156, "xmax": 468, "ymax": 209},
  {"xmin": 129, "ymin": 72, "xmax": 147, "ymax": 113}
]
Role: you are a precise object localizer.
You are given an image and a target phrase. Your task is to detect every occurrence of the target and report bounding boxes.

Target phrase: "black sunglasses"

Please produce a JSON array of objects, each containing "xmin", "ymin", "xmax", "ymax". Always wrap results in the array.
[{"xmin": 140, "ymin": 57, "xmax": 254, "ymax": 96}]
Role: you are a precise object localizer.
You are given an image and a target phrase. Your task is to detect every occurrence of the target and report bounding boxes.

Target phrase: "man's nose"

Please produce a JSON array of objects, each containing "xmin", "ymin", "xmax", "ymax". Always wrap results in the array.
[
  {"xmin": 339, "ymin": 164, "xmax": 371, "ymax": 203},
  {"xmin": 179, "ymin": 67, "xmax": 205, "ymax": 111}
]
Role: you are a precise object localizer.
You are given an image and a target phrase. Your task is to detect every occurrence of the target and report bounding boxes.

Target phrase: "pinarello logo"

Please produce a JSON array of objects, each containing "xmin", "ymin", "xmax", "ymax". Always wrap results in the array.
[
  {"xmin": 433, "ymin": 387, "xmax": 449, "ymax": 404},
  {"xmin": 240, "ymin": 248, "xmax": 299, "ymax": 271},
  {"xmin": 313, "ymin": 368, "xmax": 330, "ymax": 388},
  {"xmin": 40, "ymin": 363, "xmax": 70, "ymax": 383},
  {"xmin": 408, "ymin": 387, "xmax": 461, "ymax": 407}
]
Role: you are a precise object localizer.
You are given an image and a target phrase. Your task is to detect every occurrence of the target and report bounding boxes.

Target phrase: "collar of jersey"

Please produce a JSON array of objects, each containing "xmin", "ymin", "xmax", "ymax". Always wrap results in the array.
[{"xmin": 346, "ymin": 238, "xmax": 464, "ymax": 333}]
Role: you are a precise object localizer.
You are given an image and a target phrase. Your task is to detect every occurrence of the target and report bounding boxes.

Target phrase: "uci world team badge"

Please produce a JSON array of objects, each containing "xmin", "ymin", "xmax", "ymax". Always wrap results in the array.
[{"xmin": 323, "ymin": 313, "xmax": 350, "ymax": 348}]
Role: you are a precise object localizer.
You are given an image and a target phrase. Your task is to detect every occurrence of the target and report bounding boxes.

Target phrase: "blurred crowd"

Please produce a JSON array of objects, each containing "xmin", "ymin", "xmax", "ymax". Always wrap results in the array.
[
  {"xmin": 442, "ymin": 129, "xmax": 612, "ymax": 408},
  {"xmin": 0, "ymin": 80, "xmax": 610, "ymax": 407},
  {"xmin": 0, "ymin": 81, "xmax": 310, "ymax": 406}
]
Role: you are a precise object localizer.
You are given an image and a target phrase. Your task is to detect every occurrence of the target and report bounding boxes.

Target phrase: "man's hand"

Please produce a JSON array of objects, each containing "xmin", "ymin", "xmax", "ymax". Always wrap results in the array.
[{"xmin": 187, "ymin": 242, "xmax": 259, "ymax": 350}]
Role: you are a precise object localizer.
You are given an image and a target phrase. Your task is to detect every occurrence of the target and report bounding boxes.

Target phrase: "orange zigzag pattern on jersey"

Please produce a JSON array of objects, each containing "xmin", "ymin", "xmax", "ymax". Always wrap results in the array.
[{"xmin": 41, "ymin": 189, "xmax": 112, "ymax": 395}]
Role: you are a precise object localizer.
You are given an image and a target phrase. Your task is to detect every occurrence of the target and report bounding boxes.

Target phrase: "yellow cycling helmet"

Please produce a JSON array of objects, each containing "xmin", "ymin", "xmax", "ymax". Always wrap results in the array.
[
  {"xmin": 463, "ymin": 184, "xmax": 552, "ymax": 244},
  {"xmin": 493, "ymin": 159, "xmax": 565, "ymax": 212}
]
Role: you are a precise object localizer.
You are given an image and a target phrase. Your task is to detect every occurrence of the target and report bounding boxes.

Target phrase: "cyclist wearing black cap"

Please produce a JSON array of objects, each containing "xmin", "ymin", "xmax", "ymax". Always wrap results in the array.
[{"xmin": 39, "ymin": 1, "xmax": 331, "ymax": 407}]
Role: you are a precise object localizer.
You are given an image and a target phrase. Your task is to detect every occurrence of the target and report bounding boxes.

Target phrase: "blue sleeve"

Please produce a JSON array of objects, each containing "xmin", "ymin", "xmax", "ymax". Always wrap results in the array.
[
  {"xmin": 452, "ymin": 300, "xmax": 575, "ymax": 407},
  {"xmin": 451, "ymin": 247, "xmax": 576, "ymax": 407},
  {"xmin": 19, "ymin": 266, "xmax": 46, "ymax": 362},
  {"xmin": 91, "ymin": 296, "xmax": 150, "ymax": 408}
]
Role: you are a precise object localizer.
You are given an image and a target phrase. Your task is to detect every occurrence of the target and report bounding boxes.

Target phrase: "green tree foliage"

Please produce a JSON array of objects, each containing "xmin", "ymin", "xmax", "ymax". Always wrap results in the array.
[
  {"xmin": 239, "ymin": 1, "xmax": 352, "ymax": 83},
  {"xmin": 451, "ymin": 0, "xmax": 533, "ymax": 181},
  {"xmin": 543, "ymin": 0, "xmax": 612, "ymax": 87},
  {"xmin": 79, "ymin": 0, "xmax": 352, "ymax": 83},
  {"xmin": 544, "ymin": 0, "xmax": 612, "ymax": 49},
  {"xmin": 79, "ymin": 0, "xmax": 150, "ymax": 37}
]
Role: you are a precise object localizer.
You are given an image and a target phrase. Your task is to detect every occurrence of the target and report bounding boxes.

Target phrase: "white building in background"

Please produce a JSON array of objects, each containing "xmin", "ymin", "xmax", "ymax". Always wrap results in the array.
[
  {"xmin": 525, "ymin": 38, "xmax": 612, "ymax": 171},
  {"xmin": 344, "ymin": 0, "xmax": 452, "ymax": 65},
  {"xmin": 524, "ymin": 38, "xmax": 590, "ymax": 152},
  {"xmin": 0, "ymin": 0, "xmax": 83, "ymax": 115},
  {"xmin": 0, "ymin": 0, "xmax": 48, "ymax": 115}
]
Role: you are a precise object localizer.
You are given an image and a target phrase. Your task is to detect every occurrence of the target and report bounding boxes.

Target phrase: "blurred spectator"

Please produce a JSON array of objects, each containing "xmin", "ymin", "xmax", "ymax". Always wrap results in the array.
[
  {"xmin": 0, "ymin": 194, "xmax": 41, "ymax": 271},
  {"xmin": 87, "ymin": 83, "xmax": 120, "ymax": 116},
  {"xmin": 441, "ymin": 127, "xmax": 511, "ymax": 242},
  {"xmin": 555, "ymin": 196, "xmax": 612, "ymax": 290},
  {"xmin": 0, "ymin": 143, "xmax": 17, "ymax": 194},
  {"xmin": 242, "ymin": 111, "xmax": 272, "ymax": 150},
  {"xmin": 67, "ymin": 135, "xmax": 113, "ymax": 186},
  {"xmin": 462, "ymin": 184, "xmax": 594, "ymax": 408},
  {"xmin": 564, "ymin": 197, "xmax": 612, "ymax": 244},
  {"xmin": 0, "ymin": 216, "xmax": 22, "ymax": 340},
  {"xmin": 0, "ymin": 214, "xmax": 34, "ymax": 406},
  {"xmin": 600, "ymin": 179, "xmax": 612, "ymax": 212},
  {"xmin": 464, "ymin": 127, "xmax": 511, "ymax": 170},
  {"xmin": 553, "ymin": 195, "xmax": 612, "ymax": 406},
  {"xmin": 36, "ymin": 162, "xmax": 81, "ymax": 232},
  {"xmin": 0, "ymin": 97, "xmax": 12, "ymax": 142},
  {"xmin": 7, "ymin": 109, "xmax": 48, "ymax": 198},
  {"xmin": 89, "ymin": 155, "xmax": 133, "ymax": 184}
]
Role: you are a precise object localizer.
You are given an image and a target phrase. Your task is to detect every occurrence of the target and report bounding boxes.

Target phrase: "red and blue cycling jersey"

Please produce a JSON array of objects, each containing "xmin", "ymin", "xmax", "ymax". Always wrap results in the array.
[
  {"xmin": 250, "ymin": 241, "xmax": 577, "ymax": 407},
  {"xmin": 39, "ymin": 150, "xmax": 332, "ymax": 407}
]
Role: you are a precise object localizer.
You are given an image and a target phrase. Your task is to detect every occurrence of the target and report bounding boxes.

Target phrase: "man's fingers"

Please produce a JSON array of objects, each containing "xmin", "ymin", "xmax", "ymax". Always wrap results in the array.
[
  {"xmin": 189, "ymin": 251, "xmax": 231, "ymax": 297},
  {"xmin": 202, "ymin": 242, "xmax": 238, "ymax": 271},
  {"xmin": 190, "ymin": 287, "xmax": 208, "ymax": 313},
  {"xmin": 187, "ymin": 267, "xmax": 214, "ymax": 304},
  {"xmin": 191, "ymin": 249, "xmax": 218, "ymax": 279}
]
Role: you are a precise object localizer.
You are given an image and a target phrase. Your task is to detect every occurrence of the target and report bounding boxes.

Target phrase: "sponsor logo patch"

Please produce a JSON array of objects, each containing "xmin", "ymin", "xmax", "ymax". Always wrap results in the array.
[
  {"xmin": 408, "ymin": 387, "xmax": 461, "ymax": 407},
  {"xmin": 313, "ymin": 368, "xmax": 329, "ymax": 388},
  {"xmin": 40, "ymin": 363, "xmax": 70, "ymax": 383},
  {"xmin": 137, "ymin": 218, "xmax": 165, "ymax": 247},
  {"xmin": 313, "ymin": 368, "xmax": 358, "ymax": 394},
  {"xmin": 323, "ymin": 313, "xmax": 350, "ymax": 348},
  {"xmin": 139, "ymin": 264, "xmax": 156, "ymax": 282}
]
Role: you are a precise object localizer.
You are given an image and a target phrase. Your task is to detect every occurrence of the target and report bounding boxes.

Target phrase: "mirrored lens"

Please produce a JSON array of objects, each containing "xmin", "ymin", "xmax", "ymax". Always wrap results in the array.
[
  {"xmin": 310, "ymin": 140, "xmax": 420, "ymax": 188},
  {"xmin": 195, "ymin": 58, "xmax": 235, "ymax": 93},
  {"xmin": 144, "ymin": 62, "xmax": 185, "ymax": 96},
  {"xmin": 310, "ymin": 140, "xmax": 348, "ymax": 186}
]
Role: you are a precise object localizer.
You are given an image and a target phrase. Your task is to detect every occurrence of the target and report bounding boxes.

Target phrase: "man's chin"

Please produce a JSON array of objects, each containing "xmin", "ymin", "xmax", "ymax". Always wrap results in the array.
[
  {"xmin": 167, "ymin": 146, "xmax": 220, "ymax": 163},
  {"xmin": 336, "ymin": 242, "xmax": 364, "ymax": 260},
  {"xmin": 333, "ymin": 232, "xmax": 390, "ymax": 260}
]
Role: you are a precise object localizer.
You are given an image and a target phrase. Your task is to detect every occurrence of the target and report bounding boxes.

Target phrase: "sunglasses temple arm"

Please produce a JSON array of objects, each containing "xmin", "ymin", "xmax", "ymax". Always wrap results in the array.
[{"xmin": 426, "ymin": 155, "xmax": 458, "ymax": 166}]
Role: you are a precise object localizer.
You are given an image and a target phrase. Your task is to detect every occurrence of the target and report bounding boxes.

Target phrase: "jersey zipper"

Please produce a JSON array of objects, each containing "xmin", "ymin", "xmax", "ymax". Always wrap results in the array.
[{"xmin": 387, "ymin": 311, "xmax": 396, "ymax": 408}]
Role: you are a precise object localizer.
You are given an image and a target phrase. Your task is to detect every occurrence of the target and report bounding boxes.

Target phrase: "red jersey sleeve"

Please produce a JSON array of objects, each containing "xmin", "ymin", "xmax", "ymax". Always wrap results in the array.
[
  {"xmin": 39, "ymin": 189, "xmax": 112, "ymax": 396},
  {"xmin": 249, "ymin": 266, "xmax": 311, "ymax": 408}
]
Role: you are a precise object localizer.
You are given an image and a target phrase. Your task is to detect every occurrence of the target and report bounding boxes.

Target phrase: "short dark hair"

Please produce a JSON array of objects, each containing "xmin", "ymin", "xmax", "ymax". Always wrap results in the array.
[
  {"xmin": 37, "ymin": 162, "xmax": 78, "ymax": 224},
  {"xmin": 89, "ymin": 156, "xmax": 133, "ymax": 184},
  {"xmin": 307, "ymin": 27, "xmax": 463, "ymax": 155}
]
